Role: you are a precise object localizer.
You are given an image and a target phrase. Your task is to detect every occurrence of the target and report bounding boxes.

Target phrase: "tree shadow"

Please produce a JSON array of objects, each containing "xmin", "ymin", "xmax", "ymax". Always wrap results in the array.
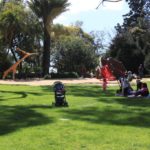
[
  {"xmin": 47, "ymin": 83, "xmax": 150, "ymax": 128},
  {"xmin": 64, "ymin": 85, "xmax": 116, "ymax": 98},
  {"xmin": 41, "ymin": 86, "xmax": 53, "ymax": 93},
  {"xmin": 41, "ymin": 85, "xmax": 117, "ymax": 99},
  {"xmin": 0, "ymin": 90, "xmax": 46, "ymax": 101},
  {"xmin": 116, "ymin": 97, "xmax": 150, "ymax": 107},
  {"xmin": 60, "ymin": 106, "xmax": 150, "ymax": 128},
  {"xmin": 0, "ymin": 105, "xmax": 54, "ymax": 135},
  {"xmin": 99, "ymin": 95, "xmax": 150, "ymax": 108}
]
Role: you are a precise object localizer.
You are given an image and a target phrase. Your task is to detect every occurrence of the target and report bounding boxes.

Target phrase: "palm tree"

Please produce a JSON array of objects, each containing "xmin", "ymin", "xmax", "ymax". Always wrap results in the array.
[{"xmin": 28, "ymin": 0, "xmax": 70, "ymax": 75}]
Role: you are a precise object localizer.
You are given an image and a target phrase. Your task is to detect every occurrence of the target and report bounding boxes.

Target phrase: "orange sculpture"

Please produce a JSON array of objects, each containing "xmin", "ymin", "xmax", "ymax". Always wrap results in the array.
[{"xmin": 3, "ymin": 47, "xmax": 37, "ymax": 80}]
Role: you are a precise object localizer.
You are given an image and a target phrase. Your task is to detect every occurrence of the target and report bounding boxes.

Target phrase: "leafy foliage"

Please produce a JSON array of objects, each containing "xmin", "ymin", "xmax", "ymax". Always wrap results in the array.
[
  {"xmin": 52, "ymin": 33, "xmax": 98, "ymax": 75},
  {"xmin": 107, "ymin": 0, "xmax": 150, "ymax": 73},
  {"xmin": 0, "ymin": 1, "xmax": 43, "ymax": 77},
  {"xmin": 0, "ymin": 48, "xmax": 13, "ymax": 77},
  {"xmin": 144, "ymin": 53, "xmax": 150, "ymax": 73}
]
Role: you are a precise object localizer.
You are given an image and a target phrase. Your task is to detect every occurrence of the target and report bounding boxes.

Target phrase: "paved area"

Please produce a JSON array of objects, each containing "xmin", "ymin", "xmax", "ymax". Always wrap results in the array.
[
  {"xmin": 0, "ymin": 78, "xmax": 101, "ymax": 86},
  {"xmin": 0, "ymin": 78, "xmax": 149, "ymax": 86}
]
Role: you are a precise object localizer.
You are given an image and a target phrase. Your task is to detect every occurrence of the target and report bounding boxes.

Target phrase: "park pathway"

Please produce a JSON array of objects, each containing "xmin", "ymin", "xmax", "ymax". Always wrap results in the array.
[{"xmin": 0, "ymin": 78, "xmax": 150, "ymax": 86}]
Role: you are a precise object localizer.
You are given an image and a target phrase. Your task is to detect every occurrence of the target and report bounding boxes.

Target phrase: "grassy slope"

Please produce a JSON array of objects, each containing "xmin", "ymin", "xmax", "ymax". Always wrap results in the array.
[{"xmin": 0, "ymin": 83, "xmax": 150, "ymax": 150}]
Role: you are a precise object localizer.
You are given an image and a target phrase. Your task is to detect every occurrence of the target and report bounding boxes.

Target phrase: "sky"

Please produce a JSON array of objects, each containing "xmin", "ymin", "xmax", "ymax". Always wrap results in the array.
[{"xmin": 54, "ymin": 0, "xmax": 130, "ymax": 36}]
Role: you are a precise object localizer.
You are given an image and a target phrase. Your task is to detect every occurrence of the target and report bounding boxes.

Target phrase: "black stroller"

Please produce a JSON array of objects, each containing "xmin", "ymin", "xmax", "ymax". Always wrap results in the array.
[{"xmin": 52, "ymin": 81, "xmax": 68, "ymax": 107}]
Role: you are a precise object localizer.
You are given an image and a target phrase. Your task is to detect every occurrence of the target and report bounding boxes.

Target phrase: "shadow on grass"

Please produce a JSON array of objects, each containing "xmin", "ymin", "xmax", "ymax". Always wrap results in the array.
[
  {"xmin": 58, "ymin": 86, "xmax": 150, "ymax": 128},
  {"xmin": 115, "ymin": 97, "xmax": 150, "ymax": 107},
  {"xmin": 99, "ymin": 95, "xmax": 150, "ymax": 107},
  {"xmin": 0, "ymin": 105, "xmax": 53, "ymax": 135},
  {"xmin": 41, "ymin": 85, "xmax": 118, "ymax": 100},
  {"xmin": 60, "ymin": 106, "xmax": 150, "ymax": 128},
  {"xmin": 41, "ymin": 86, "xmax": 53, "ymax": 92},
  {"xmin": 65, "ymin": 85, "xmax": 116, "ymax": 97},
  {"xmin": 0, "ymin": 90, "xmax": 47, "ymax": 101},
  {"xmin": 44, "ymin": 84, "xmax": 150, "ymax": 128}
]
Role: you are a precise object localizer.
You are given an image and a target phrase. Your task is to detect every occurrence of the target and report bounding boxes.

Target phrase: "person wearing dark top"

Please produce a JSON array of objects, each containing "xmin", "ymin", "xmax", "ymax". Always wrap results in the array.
[
  {"xmin": 136, "ymin": 78, "xmax": 143, "ymax": 91},
  {"xmin": 138, "ymin": 64, "xmax": 144, "ymax": 78},
  {"xmin": 135, "ymin": 83, "xmax": 149, "ymax": 97}
]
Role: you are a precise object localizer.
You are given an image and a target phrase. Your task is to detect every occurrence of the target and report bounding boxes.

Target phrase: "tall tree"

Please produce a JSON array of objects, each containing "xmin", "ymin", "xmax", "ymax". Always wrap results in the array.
[
  {"xmin": 28, "ymin": 0, "xmax": 70, "ymax": 75},
  {"xmin": 107, "ymin": 0, "xmax": 150, "ymax": 73},
  {"xmin": 123, "ymin": 0, "xmax": 149, "ymax": 28},
  {"xmin": 51, "ymin": 24, "xmax": 99, "ymax": 75},
  {"xmin": 123, "ymin": 0, "xmax": 150, "ymax": 70},
  {"xmin": 0, "ymin": 2, "xmax": 28, "ymax": 62},
  {"xmin": 0, "ymin": 1, "xmax": 44, "ymax": 77},
  {"xmin": 53, "ymin": 35, "xmax": 98, "ymax": 75}
]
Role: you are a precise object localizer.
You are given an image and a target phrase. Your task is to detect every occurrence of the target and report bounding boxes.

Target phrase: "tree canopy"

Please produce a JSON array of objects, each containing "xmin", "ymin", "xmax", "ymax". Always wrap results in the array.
[
  {"xmin": 0, "ymin": 0, "xmax": 149, "ymax": 79},
  {"xmin": 107, "ymin": 0, "xmax": 150, "ymax": 73},
  {"xmin": 51, "ymin": 25, "xmax": 99, "ymax": 75},
  {"xmin": 0, "ymin": 0, "xmax": 101, "ymax": 78}
]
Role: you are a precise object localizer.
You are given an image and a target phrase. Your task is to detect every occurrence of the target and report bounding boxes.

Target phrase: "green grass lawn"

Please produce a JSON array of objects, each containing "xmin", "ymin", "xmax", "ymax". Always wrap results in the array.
[{"xmin": 0, "ymin": 83, "xmax": 150, "ymax": 150}]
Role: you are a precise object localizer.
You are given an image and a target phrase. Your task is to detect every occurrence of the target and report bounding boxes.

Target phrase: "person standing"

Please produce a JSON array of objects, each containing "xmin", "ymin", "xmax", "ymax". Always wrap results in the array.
[
  {"xmin": 138, "ymin": 64, "xmax": 144, "ymax": 78},
  {"xmin": 102, "ymin": 78, "xmax": 107, "ymax": 91},
  {"xmin": 121, "ymin": 73, "xmax": 130, "ymax": 96}
]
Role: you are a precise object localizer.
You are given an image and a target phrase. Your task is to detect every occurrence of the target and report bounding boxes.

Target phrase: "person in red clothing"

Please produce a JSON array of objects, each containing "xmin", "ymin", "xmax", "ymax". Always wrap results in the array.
[{"xmin": 102, "ymin": 78, "xmax": 108, "ymax": 91}]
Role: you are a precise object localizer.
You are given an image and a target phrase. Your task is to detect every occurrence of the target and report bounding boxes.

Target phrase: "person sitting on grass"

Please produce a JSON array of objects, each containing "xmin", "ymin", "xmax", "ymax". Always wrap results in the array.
[
  {"xmin": 121, "ymin": 73, "xmax": 133, "ymax": 96},
  {"xmin": 116, "ymin": 74, "xmax": 132, "ymax": 96},
  {"xmin": 134, "ymin": 82, "xmax": 149, "ymax": 97},
  {"xmin": 136, "ymin": 76, "xmax": 143, "ymax": 91}
]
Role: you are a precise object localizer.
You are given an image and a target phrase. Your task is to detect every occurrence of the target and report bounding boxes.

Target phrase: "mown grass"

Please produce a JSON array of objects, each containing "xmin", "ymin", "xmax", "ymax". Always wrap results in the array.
[{"xmin": 0, "ymin": 83, "xmax": 150, "ymax": 150}]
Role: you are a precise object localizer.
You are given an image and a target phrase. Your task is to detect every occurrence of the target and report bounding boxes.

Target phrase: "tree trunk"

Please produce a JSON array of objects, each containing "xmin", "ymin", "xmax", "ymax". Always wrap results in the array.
[
  {"xmin": 42, "ymin": 26, "xmax": 50, "ymax": 76},
  {"xmin": 10, "ymin": 47, "xmax": 18, "ymax": 62}
]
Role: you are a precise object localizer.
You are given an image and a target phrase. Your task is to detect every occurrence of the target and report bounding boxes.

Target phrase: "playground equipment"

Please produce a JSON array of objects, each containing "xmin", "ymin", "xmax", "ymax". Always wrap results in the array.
[
  {"xmin": 52, "ymin": 81, "xmax": 68, "ymax": 107},
  {"xmin": 3, "ymin": 47, "xmax": 37, "ymax": 80},
  {"xmin": 99, "ymin": 57, "xmax": 126, "ymax": 80}
]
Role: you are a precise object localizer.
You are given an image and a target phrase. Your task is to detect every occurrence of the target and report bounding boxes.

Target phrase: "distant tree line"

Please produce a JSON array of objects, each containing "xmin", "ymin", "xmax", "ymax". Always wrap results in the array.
[
  {"xmin": 0, "ymin": 0, "xmax": 149, "ymax": 79},
  {"xmin": 0, "ymin": 0, "xmax": 104, "ymax": 79}
]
